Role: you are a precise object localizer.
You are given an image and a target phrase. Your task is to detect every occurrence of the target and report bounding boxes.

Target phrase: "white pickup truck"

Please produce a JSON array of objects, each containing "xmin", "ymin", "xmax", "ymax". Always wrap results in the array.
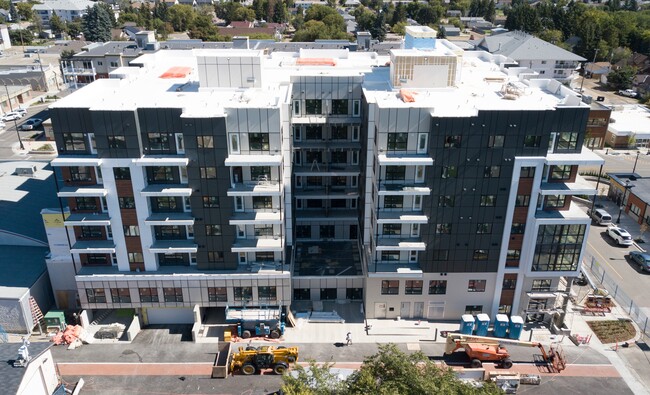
[{"xmin": 618, "ymin": 89, "xmax": 638, "ymax": 98}]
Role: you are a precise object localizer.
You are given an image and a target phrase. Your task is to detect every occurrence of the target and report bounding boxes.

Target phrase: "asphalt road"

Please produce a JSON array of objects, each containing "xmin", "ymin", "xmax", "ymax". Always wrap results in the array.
[
  {"xmin": 581, "ymin": 149, "xmax": 650, "ymax": 177},
  {"xmin": 0, "ymin": 102, "xmax": 52, "ymax": 161}
]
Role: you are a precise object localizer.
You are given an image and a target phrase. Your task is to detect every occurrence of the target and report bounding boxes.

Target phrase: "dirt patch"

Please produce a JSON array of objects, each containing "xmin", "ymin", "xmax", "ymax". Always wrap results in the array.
[{"xmin": 587, "ymin": 320, "xmax": 636, "ymax": 344}]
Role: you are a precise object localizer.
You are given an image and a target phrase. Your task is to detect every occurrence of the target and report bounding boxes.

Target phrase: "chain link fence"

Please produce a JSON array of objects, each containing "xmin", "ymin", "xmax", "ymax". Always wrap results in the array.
[{"xmin": 583, "ymin": 252, "xmax": 650, "ymax": 339}]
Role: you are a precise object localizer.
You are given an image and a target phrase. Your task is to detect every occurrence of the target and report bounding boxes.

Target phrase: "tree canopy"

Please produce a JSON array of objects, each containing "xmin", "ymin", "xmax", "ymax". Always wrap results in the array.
[
  {"xmin": 82, "ymin": 3, "xmax": 114, "ymax": 42},
  {"xmin": 281, "ymin": 344, "xmax": 502, "ymax": 395}
]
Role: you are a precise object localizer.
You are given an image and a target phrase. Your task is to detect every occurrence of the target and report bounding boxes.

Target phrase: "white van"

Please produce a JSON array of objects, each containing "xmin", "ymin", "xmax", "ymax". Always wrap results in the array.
[{"xmin": 589, "ymin": 208, "xmax": 613, "ymax": 225}]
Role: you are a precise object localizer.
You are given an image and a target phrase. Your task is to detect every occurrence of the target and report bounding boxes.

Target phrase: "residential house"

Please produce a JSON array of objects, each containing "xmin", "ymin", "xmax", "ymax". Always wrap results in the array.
[{"xmin": 32, "ymin": 0, "xmax": 95, "ymax": 26}]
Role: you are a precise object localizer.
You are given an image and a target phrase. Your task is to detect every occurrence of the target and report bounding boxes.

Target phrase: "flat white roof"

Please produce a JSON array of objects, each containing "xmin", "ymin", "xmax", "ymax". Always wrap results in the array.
[{"xmin": 608, "ymin": 105, "xmax": 650, "ymax": 137}]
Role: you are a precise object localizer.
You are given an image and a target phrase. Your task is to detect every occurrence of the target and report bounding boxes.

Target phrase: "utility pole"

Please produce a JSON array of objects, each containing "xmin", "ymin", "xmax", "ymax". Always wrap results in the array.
[
  {"xmin": 4, "ymin": 84, "xmax": 24, "ymax": 150},
  {"xmin": 579, "ymin": 48, "xmax": 599, "ymax": 93},
  {"xmin": 633, "ymin": 151, "xmax": 640, "ymax": 174}
]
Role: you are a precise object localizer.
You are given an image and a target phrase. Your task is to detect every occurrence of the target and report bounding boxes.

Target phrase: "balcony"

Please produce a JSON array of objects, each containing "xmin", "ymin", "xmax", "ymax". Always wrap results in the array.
[
  {"xmin": 225, "ymin": 155, "xmax": 282, "ymax": 166},
  {"xmin": 231, "ymin": 238, "xmax": 284, "ymax": 252},
  {"xmin": 378, "ymin": 154, "xmax": 433, "ymax": 166},
  {"xmin": 376, "ymin": 238, "xmax": 426, "ymax": 251},
  {"xmin": 540, "ymin": 175, "xmax": 597, "ymax": 196},
  {"xmin": 377, "ymin": 212, "xmax": 428, "ymax": 224},
  {"xmin": 65, "ymin": 213, "xmax": 111, "ymax": 226},
  {"xmin": 293, "ymin": 165, "xmax": 359, "ymax": 176},
  {"xmin": 291, "ymin": 116, "xmax": 361, "ymax": 125},
  {"xmin": 229, "ymin": 211, "xmax": 283, "ymax": 225},
  {"xmin": 294, "ymin": 141, "xmax": 362, "ymax": 150},
  {"xmin": 70, "ymin": 240, "xmax": 116, "ymax": 254},
  {"xmin": 145, "ymin": 212, "xmax": 195, "ymax": 226},
  {"xmin": 378, "ymin": 184, "xmax": 431, "ymax": 196},
  {"xmin": 367, "ymin": 262, "xmax": 423, "ymax": 278},
  {"xmin": 149, "ymin": 240, "xmax": 198, "ymax": 253},
  {"xmin": 534, "ymin": 204, "xmax": 590, "ymax": 221},
  {"xmin": 141, "ymin": 184, "xmax": 192, "ymax": 197},
  {"xmin": 57, "ymin": 185, "xmax": 107, "ymax": 198},
  {"xmin": 294, "ymin": 188, "xmax": 359, "ymax": 199},
  {"xmin": 228, "ymin": 182, "xmax": 282, "ymax": 197},
  {"xmin": 133, "ymin": 156, "xmax": 189, "ymax": 167},
  {"xmin": 545, "ymin": 146, "xmax": 605, "ymax": 166},
  {"xmin": 51, "ymin": 157, "xmax": 102, "ymax": 167},
  {"xmin": 294, "ymin": 209, "xmax": 357, "ymax": 221}
]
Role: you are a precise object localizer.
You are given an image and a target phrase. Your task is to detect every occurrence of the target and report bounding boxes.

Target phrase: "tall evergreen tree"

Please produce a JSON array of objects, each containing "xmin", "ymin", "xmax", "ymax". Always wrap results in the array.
[
  {"xmin": 9, "ymin": 1, "xmax": 17, "ymax": 22},
  {"xmin": 82, "ymin": 4, "xmax": 113, "ymax": 42}
]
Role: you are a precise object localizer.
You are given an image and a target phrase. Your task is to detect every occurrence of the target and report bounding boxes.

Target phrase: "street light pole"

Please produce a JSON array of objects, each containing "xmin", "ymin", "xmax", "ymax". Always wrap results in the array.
[
  {"xmin": 616, "ymin": 180, "xmax": 632, "ymax": 224},
  {"xmin": 633, "ymin": 151, "xmax": 640, "ymax": 173},
  {"xmin": 580, "ymin": 48, "xmax": 599, "ymax": 93},
  {"xmin": 4, "ymin": 84, "xmax": 24, "ymax": 150},
  {"xmin": 590, "ymin": 163, "xmax": 604, "ymax": 215}
]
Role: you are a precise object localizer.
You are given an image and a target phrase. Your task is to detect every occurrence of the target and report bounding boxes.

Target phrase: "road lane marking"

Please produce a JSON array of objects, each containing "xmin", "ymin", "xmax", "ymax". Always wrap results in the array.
[{"xmin": 587, "ymin": 241, "xmax": 623, "ymax": 279}]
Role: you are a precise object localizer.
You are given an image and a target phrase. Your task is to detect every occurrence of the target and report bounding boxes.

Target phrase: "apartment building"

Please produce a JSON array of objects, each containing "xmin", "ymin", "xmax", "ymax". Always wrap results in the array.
[{"xmin": 47, "ymin": 27, "xmax": 602, "ymax": 324}]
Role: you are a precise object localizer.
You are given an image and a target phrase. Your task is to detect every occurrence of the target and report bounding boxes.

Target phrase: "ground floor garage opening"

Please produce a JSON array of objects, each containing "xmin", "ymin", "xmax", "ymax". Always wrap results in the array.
[{"xmin": 144, "ymin": 307, "xmax": 195, "ymax": 325}]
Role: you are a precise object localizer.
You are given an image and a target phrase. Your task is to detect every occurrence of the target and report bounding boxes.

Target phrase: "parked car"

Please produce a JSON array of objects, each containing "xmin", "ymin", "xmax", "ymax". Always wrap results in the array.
[
  {"xmin": 2, "ymin": 112, "xmax": 21, "ymax": 121},
  {"xmin": 618, "ymin": 89, "xmax": 638, "ymax": 98},
  {"xmin": 630, "ymin": 251, "xmax": 650, "ymax": 272},
  {"xmin": 20, "ymin": 118, "xmax": 43, "ymax": 130},
  {"xmin": 0, "ymin": 121, "xmax": 5, "ymax": 129},
  {"xmin": 587, "ymin": 208, "xmax": 613, "ymax": 225},
  {"xmin": 15, "ymin": 108, "xmax": 27, "ymax": 117},
  {"xmin": 607, "ymin": 225, "xmax": 633, "ymax": 246}
]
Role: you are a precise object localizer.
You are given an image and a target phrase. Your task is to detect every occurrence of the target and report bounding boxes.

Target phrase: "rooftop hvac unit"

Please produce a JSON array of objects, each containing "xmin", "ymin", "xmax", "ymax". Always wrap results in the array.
[{"xmin": 15, "ymin": 166, "xmax": 37, "ymax": 177}]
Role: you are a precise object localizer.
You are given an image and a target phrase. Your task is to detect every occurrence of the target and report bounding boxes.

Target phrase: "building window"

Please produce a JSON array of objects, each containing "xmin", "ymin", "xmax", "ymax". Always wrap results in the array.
[
  {"xmin": 532, "ymin": 279, "xmax": 552, "ymax": 292},
  {"xmin": 119, "ymin": 197, "xmax": 135, "ymax": 209},
  {"xmin": 511, "ymin": 223, "xmax": 525, "ymax": 234},
  {"xmin": 151, "ymin": 197, "xmax": 182, "ymax": 212},
  {"xmin": 441, "ymin": 165, "xmax": 457, "ymax": 179},
  {"xmin": 139, "ymin": 288, "xmax": 159, "ymax": 302},
  {"xmin": 383, "ymin": 195, "xmax": 403, "ymax": 208},
  {"xmin": 154, "ymin": 225, "xmax": 184, "ymax": 240},
  {"xmin": 506, "ymin": 249, "xmax": 521, "ymax": 260},
  {"xmin": 556, "ymin": 132, "xmax": 579, "ymax": 150},
  {"xmin": 498, "ymin": 305, "xmax": 512, "ymax": 314},
  {"xmin": 438, "ymin": 195, "xmax": 455, "ymax": 207},
  {"xmin": 520, "ymin": 167, "xmax": 536, "ymax": 178},
  {"xmin": 296, "ymin": 225, "xmax": 311, "ymax": 238},
  {"xmin": 545, "ymin": 195, "xmax": 566, "ymax": 208},
  {"xmin": 527, "ymin": 299, "xmax": 548, "ymax": 312},
  {"xmin": 196, "ymin": 135, "xmax": 214, "ymax": 148},
  {"xmin": 69, "ymin": 166, "xmax": 92, "ymax": 181},
  {"xmin": 473, "ymin": 249, "xmax": 489, "ymax": 260},
  {"xmin": 484, "ymin": 166, "xmax": 500, "ymax": 178},
  {"xmin": 382, "ymin": 224, "xmax": 401, "ymax": 236},
  {"xmin": 533, "ymin": 224, "xmax": 586, "ymax": 271},
  {"xmin": 524, "ymin": 135, "xmax": 542, "ymax": 148},
  {"xmin": 331, "ymin": 99, "xmax": 348, "ymax": 115},
  {"xmin": 468, "ymin": 279, "xmax": 486, "ymax": 292},
  {"xmin": 86, "ymin": 288, "xmax": 106, "ymax": 303},
  {"xmin": 432, "ymin": 249, "xmax": 449, "ymax": 261},
  {"xmin": 207, "ymin": 287, "xmax": 227, "ymax": 302},
  {"xmin": 294, "ymin": 288, "xmax": 310, "ymax": 300},
  {"xmin": 128, "ymin": 252, "xmax": 143, "ymax": 263},
  {"xmin": 444, "ymin": 135, "xmax": 461, "ymax": 148},
  {"xmin": 123, "ymin": 225, "xmax": 140, "ymax": 236},
  {"xmin": 253, "ymin": 196, "xmax": 273, "ymax": 209},
  {"xmin": 404, "ymin": 280, "xmax": 423, "ymax": 295},
  {"xmin": 147, "ymin": 133, "xmax": 171, "ymax": 151},
  {"xmin": 305, "ymin": 99, "xmax": 322, "ymax": 115},
  {"xmin": 502, "ymin": 278, "xmax": 517, "ymax": 289},
  {"xmin": 202, "ymin": 196, "xmax": 220, "ymax": 208},
  {"xmin": 258, "ymin": 286, "xmax": 277, "ymax": 300},
  {"xmin": 428, "ymin": 280, "xmax": 447, "ymax": 295},
  {"xmin": 488, "ymin": 135, "xmax": 505, "ymax": 148},
  {"xmin": 163, "ymin": 287, "xmax": 183, "ymax": 302},
  {"xmin": 85, "ymin": 254, "xmax": 109, "ymax": 265},
  {"xmin": 63, "ymin": 133, "xmax": 86, "ymax": 151},
  {"xmin": 255, "ymin": 252, "xmax": 274, "ymax": 262},
  {"xmin": 480, "ymin": 195, "xmax": 496, "ymax": 207},
  {"xmin": 550, "ymin": 165, "xmax": 572, "ymax": 181},
  {"xmin": 331, "ymin": 151, "xmax": 347, "ymax": 164},
  {"xmin": 319, "ymin": 225, "xmax": 335, "ymax": 238},
  {"xmin": 436, "ymin": 223, "xmax": 452, "ymax": 234},
  {"xmin": 149, "ymin": 166, "xmax": 175, "ymax": 183},
  {"xmin": 79, "ymin": 226, "xmax": 103, "ymax": 238},
  {"xmin": 114, "ymin": 167, "xmax": 131, "ymax": 180},
  {"xmin": 381, "ymin": 280, "xmax": 399, "ymax": 295},
  {"xmin": 251, "ymin": 166, "xmax": 271, "ymax": 181},
  {"xmin": 387, "ymin": 133, "xmax": 408, "ymax": 150},
  {"xmin": 381, "ymin": 250, "xmax": 400, "ymax": 261},
  {"xmin": 385, "ymin": 166, "xmax": 406, "ymax": 180},
  {"xmin": 516, "ymin": 195, "xmax": 530, "ymax": 207},
  {"xmin": 107, "ymin": 135, "xmax": 126, "ymax": 149},
  {"xmin": 476, "ymin": 223, "xmax": 492, "ymax": 234},
  {"xmin": 199, "ymin": 167, "xmax": 217, "ymax": 179},
  {"xmin": 465, "ymin": 305, "xmax": 483, "ymax": 315},
  {"xmin": 249, "ymin": 133, "xmax": 270, "ymax": 151},
  {"xmin": 111, "ymin": 288, "xmax": 131, "ymax": 303},
  {"xmin": 75, "ymin": 197, "xmax": 98, "ymax": 211},
  {"xmin": 208, "ymin": 251, "xmax": 224, "ymax": 262},
  {"xmin": 305, "ymin": 125, "xmax": 322, "ymax": 140},
  {"xmin": 330, "ymin": 125, "xmax": 347, "ymax": 140},
  {"xmin": 234, "ymin": 286, "xmax": 253, "ymax": 301},
  {"xmin": 206, "ymin": 225, "xmax": 222, "ymax": 236}
]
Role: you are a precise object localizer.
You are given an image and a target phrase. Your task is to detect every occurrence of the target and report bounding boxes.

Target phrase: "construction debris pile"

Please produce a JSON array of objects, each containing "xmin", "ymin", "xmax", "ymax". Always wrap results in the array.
[{"xmin": 51, "ymin": 325, "xmax": 88, "ymax": 349}]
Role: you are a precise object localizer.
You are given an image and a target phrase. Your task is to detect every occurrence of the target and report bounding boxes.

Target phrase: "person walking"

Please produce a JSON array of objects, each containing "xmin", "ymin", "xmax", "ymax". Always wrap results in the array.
[{"xmin": 346, "ymin": 332, "xmax": 352, "ymax": 346}]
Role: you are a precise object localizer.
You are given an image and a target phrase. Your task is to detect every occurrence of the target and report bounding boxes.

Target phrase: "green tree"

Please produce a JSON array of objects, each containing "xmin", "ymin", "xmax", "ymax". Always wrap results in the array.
[
  {"xmin": 352, "ymin": 6, "xmax": 375, "ymax": 32},
  {"xmin": 153, "ymin": 0, "xmax": 170, "ymax": 21},
  {"xmin": 281, "ymin": 361, "xmax": 348, "ymax": 395},
  {"xmin": 49, "ymin": 12, "xmax": 67, "ymax": 37},
  {"xmin": 369, "ymin": 9, "xmax": 386, "ymax": 41},
  {"xmin": 168, "ymin": 4, "xmax": 195, "ymax": 31},
  {"xmin": 485, "ymin": 0, "xmax": 496, "ymax": 22},
  {"xmin": 16, "ymin": 2, "xmax": 32, "ymax": 21},
  {"xmin": 607, "ymin": 66, "xmax": 636, "ymax": 89},
  {"xmin": 232, "ymin": 7, "xmax": 256, "ymax": 22},
  {"xmin": 273, "ymin": 0, "xmax": 288, "ymax": 23},
  {"xmin": 82, "ymin": 3, "xmax": 113, "ymax": 42},
  {"xmin": 9, "ymin": 1, "xmax": 17, "ymax": 22},
  {"xmin": 67, "ymin": 19, "xmax": 83, "ymax": 38},
  {"xmin": 189, "ymin": 13, "xmax": 223, "ymax": 41},
  {"xmin": 9, "ymin": 29, "xmax": 32, "ymax": 46},
  {"xmin": 60, "ymin": 49, "xmax": 76, "ymax": 60}
]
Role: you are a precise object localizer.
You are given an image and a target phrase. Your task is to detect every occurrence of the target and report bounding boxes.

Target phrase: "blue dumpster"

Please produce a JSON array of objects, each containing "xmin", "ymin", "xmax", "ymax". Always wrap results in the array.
[
  {"xmin": 508, "ymin": 315, "xmax": 524, "ymax": 340},
  {"xmin": 460, "ymin": 314, "xmax": 475, "ymax": 335},
  {"xmin": 494, "ymin": 314, "xmax": 509, "ymax": 338},
  {"xmin": 475, "ymin": 313, "xmax": 490, "ymax": 336}
]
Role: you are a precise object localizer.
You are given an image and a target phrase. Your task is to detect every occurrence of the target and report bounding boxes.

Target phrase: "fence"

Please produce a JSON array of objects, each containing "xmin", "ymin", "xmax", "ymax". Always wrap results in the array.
[{"xmin": 583, "ymin": 252, "xmax": 650, "ymax": 340}]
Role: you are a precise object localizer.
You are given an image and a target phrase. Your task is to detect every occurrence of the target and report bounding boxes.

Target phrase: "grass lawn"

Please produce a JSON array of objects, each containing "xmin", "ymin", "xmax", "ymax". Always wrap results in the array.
[{"xmin": 587, "ymin": 320, "xmax": 636, "ymax": 344}]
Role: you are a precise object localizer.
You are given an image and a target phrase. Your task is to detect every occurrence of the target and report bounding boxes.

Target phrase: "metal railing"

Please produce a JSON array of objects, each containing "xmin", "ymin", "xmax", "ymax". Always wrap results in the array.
[{"xmin": 583, "ymin": 252, "xmax": 650, "ymax": 339}]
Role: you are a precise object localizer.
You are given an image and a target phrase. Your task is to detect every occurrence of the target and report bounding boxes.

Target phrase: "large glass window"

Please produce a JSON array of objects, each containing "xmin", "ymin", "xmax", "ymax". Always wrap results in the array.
[
  {"xmin": 151, "ymin": 197, "xmax": 182, "ymax": 212},
  {"xmin": 520, "ymin": 167, "xmax": 536, "ymax": 178},
  {"xmin": 381, "ymin": 251, "xmax": 400, "ymax": 261},
  {"xmin": 524, "ymin": 135, "xmax": 542, "ymax": 148},
  {"xmin": 86, "ymin": 288, "xmax": 106, "ymax": 303},
  {"xmin": 428, "ymin": 280, "xmax": 447, "ymax": 295},
  {"xmin": 436, "ymin": 223, "xmax": 452, "ymax": 234},
  {"xmin": 149, "ymin": 166, "xmax": 175, "ymax": 183},
  {"xmin": 382, "ymin": 224, "xmax": 401, "ymax": 236},
  {"xmin": 305, "ymin": 126, "xmax": 322, "ymax": 140},
  {"xmin": 206, "ymin": 225, "xmax": 222, "ymax": 236},
  {"xmin": 488, "ymin": 135, "xmax": 505, "ymax": 148},
  {"xmin": 550, "ymin": 165, "xmax": 573, "ymax": 181},
  {"xmin": 331, "ymin": 99, "xmax": 348, "ymax": 115},
  {"xmin": 432, "ymin": 249, "xmax": 449, "ymax": 261},
  {"xmin": 480, "ymin": 195, "xmax": 496, "ymax": 207},
  {"xmin": 107, "ymin": 135, "xmax": 127, "ymax": 149},
  {"xmin": 249, "ymin": 133, "xmax": 270, "ymax": 151},
  {"xmin": 438, "ymin": 195, "xmax": 455, "ymax": 207},
  {"xmin": 305, "ymin": 99, "xmax": 322, "ymax": 115},
  {"xmin": 533, "ymin": 224, "xmax": 586, "ymax": 271},
  {"xmin": 444, "ymin": 135, "xmax": 461, "ymax": 148},
  {"xmin": 79, "ymin": 226, "xmax": 103, "ymax": 238},
  {"xmin": 163, "ymin": 287, "xmax": 183, "ymax": 302},
  {"xmin": 405, "ymin": 280, "xmax": 423, "ymax": 295},
  {"xmin": 196, "ymin": 135, "xmax": 214, "ymax": 148},
  {"xmin": 331, "ymin": 125, "xmax": 347, "ymax": 140},
  {"xmin": 385, "ymin": 166, "xmax": 405, "ymax": 180},
  {"xmin": 476, "ymin": 223, "xmax": 492, "ymax": 234},
  {"xmin": 484, "ymin": 166, "xmax": 500, "ymax": 178},
  {"xmin": 75, "ymin": 197, "xmax": 98, "ymax": 211},
  {"xmin": 208, "ymin": 287, "xmax": 227, "ymax": 302},
  {"xmin": 516, "ymin": 195, "xmax": 530, "ymax": 207},
  {"xmin": 442, "ymin": 165, "xmax": 457, "ymax": 179},
  {"xmin": 200, "ymin": 167, "xmax": 217, "ymax": 179},
  {"xmin": 111, "ymin": 288, "xmax": 131, "ymax": 303},
  {"xmin": 381, "ymin": 280, "xmax": 399, "ymax": 295},
  {"xmin": 208, "ymin": 251, "xmax": 224, "ymax": 262},
  {"xmin": 473, "ymin": 249, "xmax": 489, "ymax": 260},
  {"xmin": 119, "ymin": 197, "xmax": 135, "ymax": 209},
  {"xmin": 253, "ymin": 196, "xmax": 273, "ymax": 209},
  {"xmin": 234, "ymin": 286, "xmax": 253, "ymax": 301},
  {"xmin": 139, "ymin": 288, "xmax": 159, "ymax": 302},
  {"xmin": 468, "ymin": 279, "xmax": 486, "ymax": 292},
  {"xmin": 556, "ymin": 132, "xmax": 579, "ymax": 150},
  {"xmin": 69, "ymin": 166, "xmax": 92, "ymax": 181},
  {"xmin": 251, "ymin": 166, "xmax": 271, "ymax": 181},
  {"xmin": 202, "ymin": 196, "xmax": 220, "ymax": 208},
  {"xmin": 383, "ymin": 195, "xmax": 403, "ymax": 208},
  {"xmin": 154, "ymin": 225, "xmax": 185, "ymax": 240},
  {"xmin": 258, "ymin": 286, "xmax": 277, "ymax": 300},
  {"xmin": 532, "ymin": 279, "xmax": 553, "ymax": 292},
  {"xmin": 114, "ymin": 167, "xmax": 131, "ymax": 180},
  {"xmin": 148, "ymin": 133, "xmax": 171, "ymax": 151},
  {"xmin": 63, "ymin": 133, "xmax": 86, "ymax": 151},
  {"xmin": 545, "ymin": 195, "xmax": 567, "ymax": 208},
  {"xmin": 387, "ymin": 133, "xmax": 408, "ymax": 150}
]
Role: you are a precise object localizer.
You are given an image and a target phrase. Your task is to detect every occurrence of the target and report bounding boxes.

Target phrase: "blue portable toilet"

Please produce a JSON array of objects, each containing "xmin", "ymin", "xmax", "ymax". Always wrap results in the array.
[
  {"xmin": 475, "ymin": 313, "xmax": 490, "ymax": 336},
  {"xmin": 508, "ymin": 315, "xmax": 524, "ymax": 340},
  {"xmin": 460, "ymin": 314, "xmax": 475, "ymax": 335},
  {"xmin": 494, "ymin": 314, "xmax": 509, "ymax": 338}
]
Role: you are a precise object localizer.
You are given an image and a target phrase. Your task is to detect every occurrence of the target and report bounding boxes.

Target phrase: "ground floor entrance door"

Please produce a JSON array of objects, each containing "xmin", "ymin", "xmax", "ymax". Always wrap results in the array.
[
  {"xmin": 413, "ymin": 302, "xmax": 424, "ymax": 319},
  {"xmin": 400, "ymin": 302, "xmax": 410, "ymax": 319},
  {"xmin": 427, "ymin": 302, "xmax": 445, "ymax": 319},
  {"xmin": 374, "ymin": 302, "xmax": 387, "ymax": 318}
]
